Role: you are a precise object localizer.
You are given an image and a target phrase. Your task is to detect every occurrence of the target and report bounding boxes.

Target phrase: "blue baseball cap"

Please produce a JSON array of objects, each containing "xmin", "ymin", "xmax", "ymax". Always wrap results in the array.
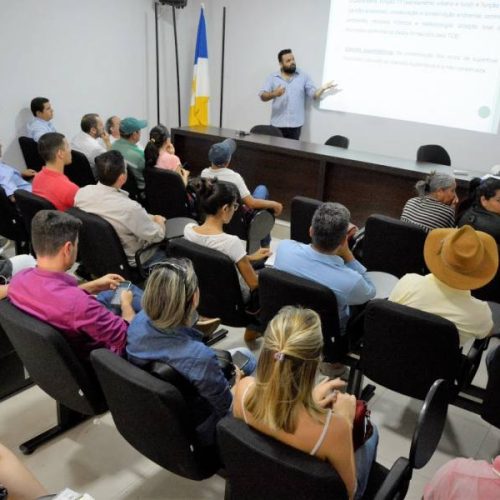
[
  {"xmin": 208, "ymin": 138, "xmax": 237, "ymax": 166},
  {"xmin": 120, "ymin": 117, "xmax": 148, "ymax": 135}
]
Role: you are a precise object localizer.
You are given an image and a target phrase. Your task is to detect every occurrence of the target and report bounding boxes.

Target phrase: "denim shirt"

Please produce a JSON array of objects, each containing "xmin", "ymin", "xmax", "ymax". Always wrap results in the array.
[{"xmin": 126, "ymin": 311, "xmax": 232, "ymax": 445}]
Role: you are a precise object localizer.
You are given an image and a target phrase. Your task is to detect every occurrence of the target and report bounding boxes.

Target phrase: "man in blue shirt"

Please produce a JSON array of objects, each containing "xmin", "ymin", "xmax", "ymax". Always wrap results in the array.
[
  {"xmin": 259, "ymin": 49, "xmax": 335, "ymax": 139},
  {"xmin": 274, "ymin": 202, "xmax": 375, "ymax": 376},
  {"xmin": 0, "ymin": 141, "xmax": 34, "ymax": 200},
  {"xmin": 26, "ymin": 97, "xmax": 56, "ymax": 142}
]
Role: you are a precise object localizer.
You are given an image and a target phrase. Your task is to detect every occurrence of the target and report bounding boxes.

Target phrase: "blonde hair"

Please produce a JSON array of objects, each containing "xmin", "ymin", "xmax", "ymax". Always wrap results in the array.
[
  {"xmin": 142, "ymin": 258, "xmax": 198, "ymax": 329},
  {"xmin": 245, "ymin": 306, "xmax": 324, "ymax": 433}
]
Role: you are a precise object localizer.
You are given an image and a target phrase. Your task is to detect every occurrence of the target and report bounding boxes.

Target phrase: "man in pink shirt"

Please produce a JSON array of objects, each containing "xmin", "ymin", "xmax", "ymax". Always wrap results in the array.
[
  {"xmin": 32, "ymin": 132, "xmax": 78, "ymax": 211},
  {"xmin": 7, "ymin": 210, "xmax": 141, "ymax": 359}
]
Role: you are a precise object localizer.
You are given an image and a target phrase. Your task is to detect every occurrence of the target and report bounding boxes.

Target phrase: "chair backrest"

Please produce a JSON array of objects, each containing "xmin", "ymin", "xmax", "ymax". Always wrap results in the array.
[
  {"xmin": 362, "ymin": 214, "xmax": 428, "ymax": 278},
  {"xmin": 123, "ymin": 162, "xmax": 141, "ymax": 202},
  {"xmin": 168, "ymin": 238, "xmax": 248, "ymax": 326},
  {"xmin": 67, "ymin": 207, "xmax": 135, "ymax": 281},
  {"xmin": 416, "ymin": 145, "xmax": 451, "ymax": 166},
  {"xmin": 90, "ymin": 349, "xmax": 218, "ymax": 480},
  {"xmin": 290, "ymin": 196, "xmax": 322, "ymax": 244},
  {"xmin": 0, "ymin": 300, "xmax": 106, "ymax": 415},
  {"xmin": 325, "ymin": 135, "xmax": 349, "ymax": 149},
  {"xmin": 481, "ymin": 346, "xmax": 500, "ymax": 428},
  {"xmin": 217, "ymin": 416, "xmax": 348, "ymax": 500},
  {"xmin": 64, "ymin": 150, "xmax": 96, "ymax": 187},
  {"xmin": 14, "ymin": 189, "xmax": 55, "ymax": 236},
  {"xmin": 246, "ymin": 209, "xmax": 275, "ymax": 254},
  {"xmin": 361, "ymin": 300, "xmax": 461, "ymax": 399},
  {"xmin": 250, "ymin": 125, "xmax": 283, "ymax": 137},
  {"xmin": 144, "ymin": 166, "xmax": 190, "ymax": 219},
  {"xmin": 472, "ymin": 267, "xmax": 500, "ymax": 303},
  {"xmin": 18, "ymin": 136, "xmax": 44, "ymax": 171},
  {"xmin": 0, "ymin": 187, "xmax": 28, "ymax": 245},
  {"xmin": 259, "ymin": 268, "xmax": 342, "ymax": 362}
]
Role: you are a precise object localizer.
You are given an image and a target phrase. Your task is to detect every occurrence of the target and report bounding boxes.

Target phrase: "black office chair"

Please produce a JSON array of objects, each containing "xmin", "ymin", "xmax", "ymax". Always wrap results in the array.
[
  {"xmin": 144, "ymin": 166, "xmax": 192, "ymax": 219},
  {"xmin": 14, "ymin": 190, "xmax": 55, "ymax": 238},
  {"xmin": 123, "ymin": 162, "xmax": 143, "ymax": 204},
  {"xmin": 67, "ymin": 207, "xmax": 155, "ymax": 283},
  {"xmin": 0, "ymin": 187, "xmax": 29, "ymax": 254},
  {"xmin": 18, "ymin": 136, "xmax": 44, "ymax": 171},
  {"xmin": 90, "ymin": 349, "xmax": 220, "ymax": 480},
  {"xmin": 325, "ymin": 135, "xmax": 349, "ymax": 149},
  {"xmin": 217, "ymin": 379, "xmax": 448, "ymax": 500},
  {"xmin": 348, "ymin": 300, "xmax": 487, "ymax": 407},
  {"xmin": 64, "ymin": 150, "xmax": 96, "ymax": 187},
  {"xmin": 250, "ymin": 125, "xmax": 283, "ymax": 137},
  {"xmin": 481, "ymin": 346, "xmax": 500, "ymax": 429},
  {"xmin": 0, "ymin": 300, "xmax": 107, "ymax": 454},
  {"xmin": 362, "ymin": 214, "xmax": 428, "ymax": 278},
  {"xmin": 416, "ymin": 145, "xmax": 451, "ymax": 166},
  {"xmin": 290, "ymin": 196, "xmax": 322, "ymax": 244},
  {"xmin": 169, "ymin": 238, "xmax": 251, "ymax": 327},
  {"xmin": 471, "ymin": 268, "xmax": 500, "ymax": 303},
  {"xmin": 259, "ymin": 268, "xmax": 345, "ymax": 363}
]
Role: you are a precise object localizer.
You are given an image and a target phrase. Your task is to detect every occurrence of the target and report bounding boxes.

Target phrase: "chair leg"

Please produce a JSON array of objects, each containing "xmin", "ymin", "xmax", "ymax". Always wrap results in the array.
[{"xmin": 19, "ymin": 402, "xmax": 89, "ymax": 455}]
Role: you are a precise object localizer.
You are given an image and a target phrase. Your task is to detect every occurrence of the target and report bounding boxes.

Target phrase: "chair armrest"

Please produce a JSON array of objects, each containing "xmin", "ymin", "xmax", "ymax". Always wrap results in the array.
[
  {"xmin": 373, "ymin": 457, "xmax": 411, "ymax": 500},
  {"xmin": 459, "ymin": 337, "xmax": 490, "ymax": 388},
  {"xmin": 134, "ymin": 241, "xmax": 165, "ymax": 278}
]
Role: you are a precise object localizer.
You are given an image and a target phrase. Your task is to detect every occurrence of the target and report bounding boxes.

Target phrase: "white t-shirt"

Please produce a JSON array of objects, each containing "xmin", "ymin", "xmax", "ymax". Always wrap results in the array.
[
  {"xmin": 183, "ymin": 223, "xmax": 250, "ymax": 302},
  {"xmin": 201, "ymin": 166, "xmax": 251, "ymax": 199},
  {"xmin": 71, "ymin": 131, "xmax": 106, "ymax": 168}
]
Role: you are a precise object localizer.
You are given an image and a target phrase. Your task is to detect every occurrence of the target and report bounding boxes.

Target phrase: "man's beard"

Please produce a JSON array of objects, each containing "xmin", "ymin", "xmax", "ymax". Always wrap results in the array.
[{"xmin": 283, "ymin": 64, "xmax": 296, "ymax": 74}]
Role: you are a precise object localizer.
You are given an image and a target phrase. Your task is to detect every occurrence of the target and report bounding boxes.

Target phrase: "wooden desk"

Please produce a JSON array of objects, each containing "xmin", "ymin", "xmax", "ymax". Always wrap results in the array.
[{"xmin": 171, "ymin": 126, "xmax": 476, "ymax": 226}]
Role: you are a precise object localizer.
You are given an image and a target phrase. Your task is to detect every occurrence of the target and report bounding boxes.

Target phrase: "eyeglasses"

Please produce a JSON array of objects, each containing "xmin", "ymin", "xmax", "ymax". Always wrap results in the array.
[{"xmin": 232, "ymin": 202, "xmax": 239, "ymax": 211}]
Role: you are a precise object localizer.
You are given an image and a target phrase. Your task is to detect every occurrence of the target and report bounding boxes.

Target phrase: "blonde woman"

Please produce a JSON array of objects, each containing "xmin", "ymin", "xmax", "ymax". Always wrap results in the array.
[
  {"xmin": 126, "ymin": 258, "xmax": 256, "ymax": 447},
  {"xmin": 233, "ymin": 306, "xmax": 379, "ymax": 499}
]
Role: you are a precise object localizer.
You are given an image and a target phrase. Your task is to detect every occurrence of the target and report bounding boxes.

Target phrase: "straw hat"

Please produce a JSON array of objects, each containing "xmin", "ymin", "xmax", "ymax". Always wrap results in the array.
[{"xmin": 424, "ymin": 225, "xmax": 498, "ymax": 290}]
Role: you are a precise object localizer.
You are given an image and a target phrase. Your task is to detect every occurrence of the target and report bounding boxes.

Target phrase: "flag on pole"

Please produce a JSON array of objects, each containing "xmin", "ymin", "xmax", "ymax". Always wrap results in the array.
[{"xmin": 189, "ymin": 5, "xmax": 209, "ymax": 126}]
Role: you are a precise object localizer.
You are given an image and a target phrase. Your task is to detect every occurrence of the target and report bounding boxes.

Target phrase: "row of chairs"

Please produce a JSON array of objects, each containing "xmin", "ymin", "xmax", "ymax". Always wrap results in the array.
[
  {"xmin": 249, "ymin": 126, "xmax": 452, "ymax": 165},
  {"xmin": 0, "ymin": 296, "xmax": 452, "ymax": 499}
]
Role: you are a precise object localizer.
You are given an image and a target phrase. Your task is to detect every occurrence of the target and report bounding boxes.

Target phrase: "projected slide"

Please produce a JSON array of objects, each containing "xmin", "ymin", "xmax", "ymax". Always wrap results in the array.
[{"xmin": 321, "ymin": 0, "xmax": 500, "ymax": 133}]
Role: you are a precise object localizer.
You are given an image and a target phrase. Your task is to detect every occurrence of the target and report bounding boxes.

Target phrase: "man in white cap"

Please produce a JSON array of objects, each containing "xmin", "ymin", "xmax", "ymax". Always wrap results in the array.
[
  {"xmin": 112, "ymin": 116, "xmax": 148, "ymax": 190},
  {"xmin": 389, "ymin": 225, "xmax": 498, "ymax": 346}
]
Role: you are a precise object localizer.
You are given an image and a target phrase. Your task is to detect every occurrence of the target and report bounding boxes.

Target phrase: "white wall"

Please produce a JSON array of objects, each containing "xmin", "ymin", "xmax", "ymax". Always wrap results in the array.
[{"xmin": 1, "ymin": 0, "xmax": 499, "ymax": 174}]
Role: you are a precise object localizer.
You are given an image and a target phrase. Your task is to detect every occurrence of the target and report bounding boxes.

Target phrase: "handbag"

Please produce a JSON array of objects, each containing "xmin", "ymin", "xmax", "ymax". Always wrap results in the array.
[{"xmin": 352, "ymin": 400, "xmax": 373, "ymax": 450}]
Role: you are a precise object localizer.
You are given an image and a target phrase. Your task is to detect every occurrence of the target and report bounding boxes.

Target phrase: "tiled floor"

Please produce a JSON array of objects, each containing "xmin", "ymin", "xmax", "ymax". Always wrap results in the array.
[{"xmin": 1, "ymin": 223, "xmax": 499, "ymax": 499}]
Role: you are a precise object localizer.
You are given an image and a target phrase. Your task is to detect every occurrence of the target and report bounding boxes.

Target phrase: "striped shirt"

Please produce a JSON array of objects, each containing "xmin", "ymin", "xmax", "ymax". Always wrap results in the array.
[{"xmin": 401, "ymin": 196, "xmax": 456, "ymax": 232}]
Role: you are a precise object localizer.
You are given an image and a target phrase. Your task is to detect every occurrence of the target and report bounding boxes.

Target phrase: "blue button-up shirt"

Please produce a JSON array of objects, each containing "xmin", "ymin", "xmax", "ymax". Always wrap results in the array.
[
  {"xmin": 0, "ymin": 161, "xmax": 32, "ymax": 197},
  {"xmin": 259, "ymin": 69, "xmax": 317, "ymax": 128},
  {"xmin": 274, "ymin": 240, "xmax": 376, "ymax": 331},
  {"xmin": 26, "ymin": 117, "xmax": 56, "ymax": 142},
  {"xmin": 126, "ymin": 311, "xmax": 232, "ymax": 445}
]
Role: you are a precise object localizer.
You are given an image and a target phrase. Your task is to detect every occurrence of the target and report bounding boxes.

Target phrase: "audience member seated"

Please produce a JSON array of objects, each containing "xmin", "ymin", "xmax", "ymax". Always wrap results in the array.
[
  {"xmin": 74, "ymin": 150, "xmax": 167, "ymax": 268},
  {"xmin": 0, "ymin": 441, "xmax": 47, "ymax": 499},
  {"xmin": 144, "ymin": 124, "xmax": 189, "ymax": 185},
  {"xmin": 401, "ymin": 172, "xmax": 457, "ymax": 232},
  {"xmin": 71, "ymin": 113, "xmax": 111, "ymax": 174},
  {"xmin": 0, "ymin": 254, "xmax": 37, "ymax": 299},
  {"xmin": 32, "ymin": 132, "xmax": 78, "ymax": 211},
  {"xmin": 0, "ymin": 141, "xmax": 34, "ymax": 199},
  {"xmin": 7, "ymin": 210, "xmax": 142, "ymax": 360},
  {"xmin": 458, "ymin": 177, "xmax": 500, "ymax": 245},
  {"xmin": 105, "ymin": 115, "xmax": 121, "ymax": 144},
  {"xmin": 201, "ymin": 138, "xmax": 282, "ymax": 246},
  {"xmin": 26, "ymin": 96, "xmax": 56, "ymax": 142},
  {"xmin": 274, "ymin": 202, "xmax": 375, "ymax": 374},
  {"xmin": 127, "ymin": 258, "xmax": 256, "ymax": 447},
  {"xmin": 112, "ymin": 116, "xmax": 147, "ymax": 190},
  {"xmin": 184, "ymin": 179, "xmax": 271, "ymax": 304},
  {"xmin": 424, "ymin": 455, "xmax": 500, "ymax": 499},
  {"xmin": 233, "ymin": 306, "xmax": 379, "ymax": 500},
  {"xmin": 389, "ymin": 225, "xmax": 497, "ymax": 347}
]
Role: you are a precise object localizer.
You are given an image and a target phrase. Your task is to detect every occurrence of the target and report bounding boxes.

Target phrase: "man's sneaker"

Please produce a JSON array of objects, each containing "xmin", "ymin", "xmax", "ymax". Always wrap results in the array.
[{"xmin": 195, "ymin": 317, "xmax": 221, "ymax": 337}]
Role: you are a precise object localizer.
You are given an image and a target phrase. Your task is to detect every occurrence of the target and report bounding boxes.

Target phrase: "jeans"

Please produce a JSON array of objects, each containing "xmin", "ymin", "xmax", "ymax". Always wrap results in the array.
[
  {"xmin": 97, "ymin": 284, "xmax": 144, "ymax": 314},
  {"xmin": 252, "ymin": 184, "xmax": 271, "ymax": 248},
  {"xmin": 354, "ymin": 424, "xmax": 379, "ymax": 499},
  {"xmin": 228, "ymin": 347, "xmax": 257, "ymax": 377}
]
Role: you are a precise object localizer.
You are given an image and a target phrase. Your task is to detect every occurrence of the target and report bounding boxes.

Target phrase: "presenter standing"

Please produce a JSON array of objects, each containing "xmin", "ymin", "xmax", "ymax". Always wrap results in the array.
[{"xmin": 259, "ymin": 49, "xmax": 335, "ymax": 140}]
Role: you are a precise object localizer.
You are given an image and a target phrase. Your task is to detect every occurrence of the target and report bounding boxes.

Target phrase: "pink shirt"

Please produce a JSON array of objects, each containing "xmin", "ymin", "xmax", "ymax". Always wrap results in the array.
[
  {"xmin": 424, "ymin": 457, "xmax": 500, "ymax": 500},
  {"xmin": 32, "ymin": 167, "xmax": 78, "ymax": 211},
  {"xmin": 156, "ymin": 151, "xmax": 181, "ymax": 171},
  {"xmin": 8, "ymin": 268, "xmax": 127, "ymax": 359}
]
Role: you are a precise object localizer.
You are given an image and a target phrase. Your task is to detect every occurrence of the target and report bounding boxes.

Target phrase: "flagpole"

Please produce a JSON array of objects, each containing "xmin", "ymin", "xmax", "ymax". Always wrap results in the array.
[
  {"xmin": 172, "ymin": 5, "xmax": 182, "ymax": 127},
  {"xmin": 155, "ymin": 2, "xmax": 160, "ymax": 124},
  {"xmin": 219, "ymin": 6, "xmax": 226, "ymax": 128}
]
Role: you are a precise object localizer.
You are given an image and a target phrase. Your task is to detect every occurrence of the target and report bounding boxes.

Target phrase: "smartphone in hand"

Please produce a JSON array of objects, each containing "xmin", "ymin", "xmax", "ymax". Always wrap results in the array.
[
  {"xmin": 110, "ymin": 281, "xmax": 132, "ymax": 306},
  {"xmin": 232, "ymin": 351, "xmax": 250, "ymax": 370}
]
